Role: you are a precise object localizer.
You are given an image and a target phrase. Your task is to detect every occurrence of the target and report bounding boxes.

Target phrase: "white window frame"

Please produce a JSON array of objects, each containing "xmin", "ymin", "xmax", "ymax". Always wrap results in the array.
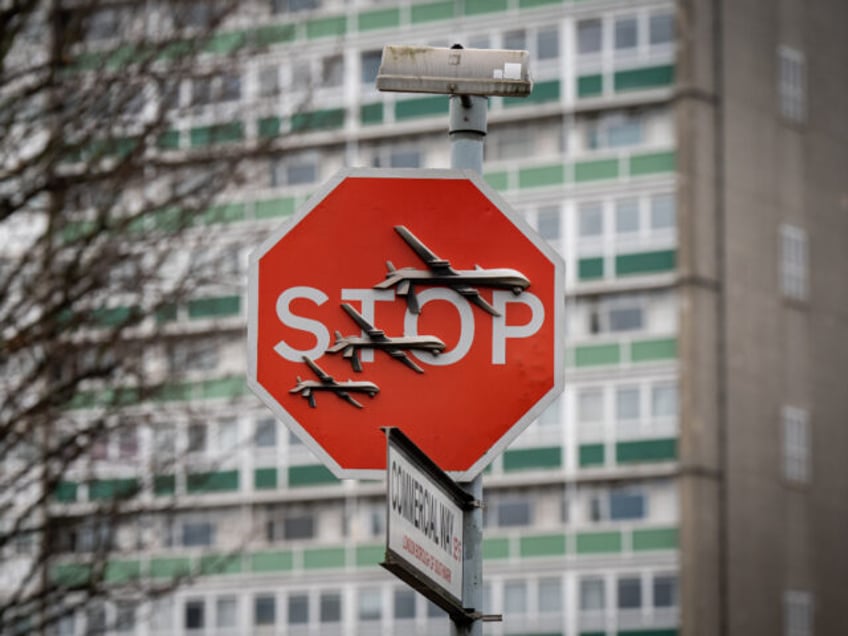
[
  {"xmin": 782, "ymin": 406, "xmax": 810, "ymax": 483},
  {"xmin": 784, "ymin": 589, "xmax": 813, "ymax": 636},
  {"xmin": 780, "ymin": 224, "xmax": 808, "ymax": 301},
  {"xmin": 778, "ymin": 46, "xmax": 806, "ymax": 123}
]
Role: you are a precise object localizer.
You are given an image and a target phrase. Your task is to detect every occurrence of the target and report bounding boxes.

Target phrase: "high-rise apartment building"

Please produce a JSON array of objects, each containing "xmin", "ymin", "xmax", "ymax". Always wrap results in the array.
[{"xmin": 4, "ymin": 1, "xmax": 844, "ymax": 635}]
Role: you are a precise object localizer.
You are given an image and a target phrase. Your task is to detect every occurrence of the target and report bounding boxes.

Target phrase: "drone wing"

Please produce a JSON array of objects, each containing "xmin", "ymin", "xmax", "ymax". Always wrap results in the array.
[
  {"xmin": 387, "ymin": 348, "xmax": 424, "ymax": 374},
  {"xmin": 394, "ymin": 226, "xmax": 458, "ymax": 275},
  {"xmin": 452, "ymin": 285, "xmax": 501, "ymax": 317},
  {"xmin": 302, "ymin": 356, "xmax": 335, "ymax": 384},
  {"xmin": 335, "ymin": 391, "xmax": 364, "ymax": 409},
  {"xmin": 340, "ymin": 303, "xmax": 388, "ymax": 342}
]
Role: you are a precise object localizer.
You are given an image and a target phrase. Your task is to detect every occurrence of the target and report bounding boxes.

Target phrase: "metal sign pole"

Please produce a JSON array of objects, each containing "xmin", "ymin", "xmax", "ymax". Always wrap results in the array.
[{"xmin": 449, "ymin": 91, "xmax": 486, "ymax": 636}]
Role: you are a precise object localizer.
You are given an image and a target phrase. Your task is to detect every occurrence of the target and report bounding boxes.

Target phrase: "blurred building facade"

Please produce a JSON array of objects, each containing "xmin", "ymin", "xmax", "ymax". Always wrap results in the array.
[{"xmin": 24, "ymin": 0, "xmax": 847, "ymax": 635}]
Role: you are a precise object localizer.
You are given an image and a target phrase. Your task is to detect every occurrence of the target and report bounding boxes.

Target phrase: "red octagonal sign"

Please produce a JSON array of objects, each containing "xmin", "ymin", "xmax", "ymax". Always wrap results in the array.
[{"xmin": 248, "ymin": 169, "xmax": 564, "ymax": 480}]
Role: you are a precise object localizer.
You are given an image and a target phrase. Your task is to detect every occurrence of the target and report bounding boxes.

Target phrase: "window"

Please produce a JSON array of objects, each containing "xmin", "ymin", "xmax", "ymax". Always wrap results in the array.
[
  {"xmin": 284, "ymin": 515, "xmax": 315, "ymax": 540},
  {"xmin": 255, "ymin": 595, "xmax": 276, "ymax": 626},
  {"xmin": 259, "ymin": 66, "xmax": 279, "ymax": 97},
  {"xmin": 653, "ymin": 575, "xmax": 678, "ymax": 608},
  {"xmin": 191, "ymin": 73, "xmax": 241, "ymax": 105},
  {"xmin": 182, "ymin": 521, "xmax": 215, "ymax": 547},
  {"xmin": 468, "ymin": 34, "xmax": 490, "ymax": 49},
  {"xmin": 537, "ymin": 27, "xmax": 560, "ymax": 60},
  {"xmin": 614, "ymin": 16, "xmax": 638, "ymax": 51},
  {"xmin": 169, "ymin": 340, "xmax": 219, "ymax": 373},
  {"xmin": 185, "ymin": 599, "xmax": 205, "ymax": 630},
  {"xmin": 778, "ymin": 47, "xmax": 805, "ymax": 122},
  {"xmin": 387, "ymin": 149, "xmax": 421, "ymax": 168},
  {"xmin": 288, "ymin": 594, "xmax": 309, "ymax": 624},
  {"xmin": 187, "ymin": 423, "xmax": 207, "ymax": 453},
  {"xmin": 358, "ymin": 588, "xmax": 382, "ymax": 621},
  {"xmin": 361, "ymin": 50, "xmax": 382, "ymax": 84},
  {"xmin": 504, "ymin": 580, "xmax": 528, "ymax": 614},
  {"xmin": 255, "ymin": 418, "xmax": 277, "ymax": 448},
  {"xmin": 151, "ymin": 597, "xmax": 174, "ymax": 631},
  {"xmin": 118, "ymin": 426, "xmax": 138, "ymax": 459},
  {"xmin": 652, "ymin": 384, "xmax": 677, "ymax": 419},
  {"xmin": 650, "ymin": 12, "xmax": 674, "ymax": 46},
  {"xmin": 609, "ymin": 489, "xmax": 646, "ymax": 520},
  {"xmin": 322, "ymin": 54, "xmax": 344, "ymax": 87},
  {"xmin": 493, "ymin": 126, "xmax": 535, "ymax": 159},
  {"xmin": 86, "ymin": 604, "xmax": 107, "ymax": 634},
  {"xmin": 539, "ymin": 578, "xmax": 562, "ymax": 613},
  {"xmin": 577, "ymin": 19, "xmax": 602, "ymax": 55},
  {"xmin": 503, "ymin": 29, "xmax": 526, "ymax": 51},
  {"xmin": 607, "ymin": 114, "xmax": 643, "ymax": 147},
  {"xmin": 616, "ymin": 386, "xmax": 641, "ymax": 421},
  {"xmin": 115, "ymin": 602, "xmax": 135, "ymax": 632},
  {"xmin": 615, "ymin": 198, "xmax": 640, "ymax": 234},
  {"xmin": 780, "ymin": 224, "xmax": 808, "ymax": 301},
  {"xmin": 537, "ymin": 206, "xmax": 561, "ymax": 242},
  {"xmin": 216, "ymin": 596, "xmax": 238, "ymax": 628},
  {"xmin": 784, "ymin": 590, "xmax": 813, "ymax": 636},
  {"xmin": 489, "ymin": 498, "xmax": 532, "ymax": 527},
  {"xmin": 272, "ymin": 156, "xmax": 318, "ymax": 187},
  {"xmin": 578, "ymin": 201, "xmax": 604, "ymax": 237},
  {"xmin": 320, "ymin": 592, "xmax": 342, "ymax": 623},
  {"xmin": 154, "ymin": 424, "xmax": 176, "ymax": 461},
  {"xmin": 580, "ymin": 577, "xmax": 605, "ymax": 611},
  {"xmin": 577, "ymin": 388, "xmax": 604, "ymax": 423},
  {"xmin": 617, "ymin": 577, "xmax": 642, "ymax": 609},
  {"xmin": 538, "ymin": 395, "xmax": 561, "ymax": 428},
  {"xmin": 782, "ymin": 406, "xmax": 810, "ymax": 483},
  {"xmin": 394, "ymin": 588, "xmax": 416, "ymax": 619},
  {"xmin": 650, "ymin": 193, "xmax": 675, "ymax": 230}
]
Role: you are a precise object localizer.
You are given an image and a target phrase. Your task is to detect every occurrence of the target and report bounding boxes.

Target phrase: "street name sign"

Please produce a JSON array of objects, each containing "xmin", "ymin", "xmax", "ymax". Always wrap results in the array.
[
  {"xmin": 382, "ymin": 427, "xmax": 473, "ymax": 619},
  {"xmin": 247, "ymin": 168, "xmax": 564, "ymax": 481}
]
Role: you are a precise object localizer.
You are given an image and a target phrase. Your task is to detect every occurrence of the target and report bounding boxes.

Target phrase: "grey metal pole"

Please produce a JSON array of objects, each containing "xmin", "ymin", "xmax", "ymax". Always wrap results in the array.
[{"xmin": 449, "ymin": 92, "xmax": 487, "ymax": 636}]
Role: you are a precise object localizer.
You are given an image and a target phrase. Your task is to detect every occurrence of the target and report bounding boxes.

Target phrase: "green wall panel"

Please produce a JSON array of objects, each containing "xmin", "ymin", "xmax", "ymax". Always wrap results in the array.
[
  {"xmin": 154, "ymin": 474, "xmax": 176, "ymax": 496},
  {"xmin": 577, "ymin": 74, "xmax": 603, "ymax": 97},
  {"xmin": 520, "ymin": 0, "xmax": 563, "ymax": 7},
  {"xmin": 616, "ymin": 438, "xmax": 677, "ymax": 464},
  {"xmin": 55, "ymin": 481, "xmax": 78, "ymax": 503},
  {"xmin": 574, "ymin": 343, "xmax": 621, "ymax": 367},
  {"xmin": 574, "ymin": 158, "xmax": 619, "ymax": 182},
  {"xmin": 150, "ymin": 557, "xmax": 192, "ymax": 579},
  {"xmin": 518, "ymin": 163, "xmax": 565, "ymax": 188},
  {"xmin": 250, "ymin": 550, "xmax": 293, "ymax": 573},
  {"xmin": 188, "ymin": 295, "xmax": 240, "ymax": 319},
  {"xmin": 104, "ymin": 560, "xmax": 141, "ymax": 583},
  {"xmin": 576, "ymin": 531, "xmax": 622, "ymax": 554},
  {"xmin": 203, "ymin": 31, "xmax": 246, "ymax": 54},
  {"xmin": 88, "ymin": 478, "xmax": 139, "ymax": 501},
  {"xmin": 304, "ymin": 546, "xmax": 346, "ymax": 569},
  {"xmin": 202, "ymin": 203, "xmax": 245, "ymax": 225},
  {"xmin": 201, "ymin": 376, "xmax": 245, "ymax": 400},
  {"xmin": 578, "ymin": 257, "xmax": 604, "ymax": 280},
  {"xmin": 258, "ymin": 116, "xmax": 281, "ymax": 139},
  {"xmin": 255, "ymin": 24, "xmax": 296, "ymax": 46},
  {"xmin": 357, "ymin": 7, "xmax": 400, "ymax": 31},
  {"xmin": 255, "ymin": 197, "xmax": 295, "ymax": 219},
  {"xmin": 617, "ymin": 630, "xmax": 678, "ymax": 636},
  {"xmin": 507, "ymin": 79, "xmax": 560, "ymax": 107},
  {"xmin": 503, "ymin": 446, "xmax": 562, "ymax": 471},
  {"xmin": 189, "ymin": 122, "xmax": 244, "ymax": 147},
  {"xmin": 157, "ymin": 129, "xmax": 180, "ymax": 149},
  {"xmin": 186, "ymin": 470, "xmax": 239, "ymax": 494},
  {"xmin": 288, "ymin": 464, "xmax": 339, "ymax": 487},
  {"xmin": 629, "ymin": 150, "xmax": 676, "ymax": 175},
  {"xmin": 614, "ymin": 65, "xmax": 675, "ymax": 92},
  {"xmin": 630, "ymin": 337, "xmax": 677, "ymax": 362},
  {"xmin": 484, "ymin": 171, "xmax": 509, "ymax": 190},
  {"xmin": 254, "ymin": 467, "xmax": 278, "ymax": 490},
  {"xmin": 483, "ymin": 537, "xmax": 510, "ymax": 560},
  {"xmin": 632, "ymin": 527, "xmax": 678, "ymax": 551},
  {"xmin": 395, "ymin": 95, "xmax": 449, "ymax": 120},
  {"xmin": 616, "ymin": 249, "xmax": 676, "ymax": 276},
  {"xmin": 291, "ymin": 108, "xmax": 345, "ymax": 132},
  {"xmin": 200, "ymin": 554, "xmax": 243, "ymax": 575},
  {"xmin": 53, "ymin": 563, "xmax": 91, "ymax": 586},
  {"xmin": 306, "ymin": 15, "xmax": 347, "ymax": 39},
  {"xmin": 356, "ymin": 544, "xmax": 384, "ymax": 567},
  {"xmin": 519, "ymin": 533, "xmax": 566, "ymax": 557},
  {"xmin": 579, "ymin": 444, "xmax": 605, "ymax": 467},
  {"xmin": 360, "ymin": 102, "xmax": 384, "ymax": 125},
  {"xmin": 465, "ymin": 0, "xmax": 507, "ymax": 14},
  {"xmin": 411, "ymin": 1, "xmax": 455, "ymax": 23}
]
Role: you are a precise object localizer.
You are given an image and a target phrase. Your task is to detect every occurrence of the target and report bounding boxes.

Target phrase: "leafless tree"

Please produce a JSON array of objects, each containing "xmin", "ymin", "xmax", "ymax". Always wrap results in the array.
[{"xmin": 0, "ymin": 1, "xmax": 288, "ymax": 632}]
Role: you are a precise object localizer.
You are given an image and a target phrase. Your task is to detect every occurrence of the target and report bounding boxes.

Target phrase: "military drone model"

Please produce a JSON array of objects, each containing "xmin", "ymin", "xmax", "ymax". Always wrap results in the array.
[
  {"xmin": 374, "ymin": 225, "xmax": 531, "ymax": 316},
  {"xmin": 289, "ymin": 356, "xmax": 379, "ymax": 409},
  {"xmin": 326, "ymin": 303, "xmax": 445, "ymax": 374}
]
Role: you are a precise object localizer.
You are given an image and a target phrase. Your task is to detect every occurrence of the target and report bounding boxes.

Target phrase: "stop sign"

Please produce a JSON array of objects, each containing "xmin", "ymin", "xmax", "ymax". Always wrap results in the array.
[{"xmin": 247, "ymin": 168, "xmax": 564, "ymax": 481}]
